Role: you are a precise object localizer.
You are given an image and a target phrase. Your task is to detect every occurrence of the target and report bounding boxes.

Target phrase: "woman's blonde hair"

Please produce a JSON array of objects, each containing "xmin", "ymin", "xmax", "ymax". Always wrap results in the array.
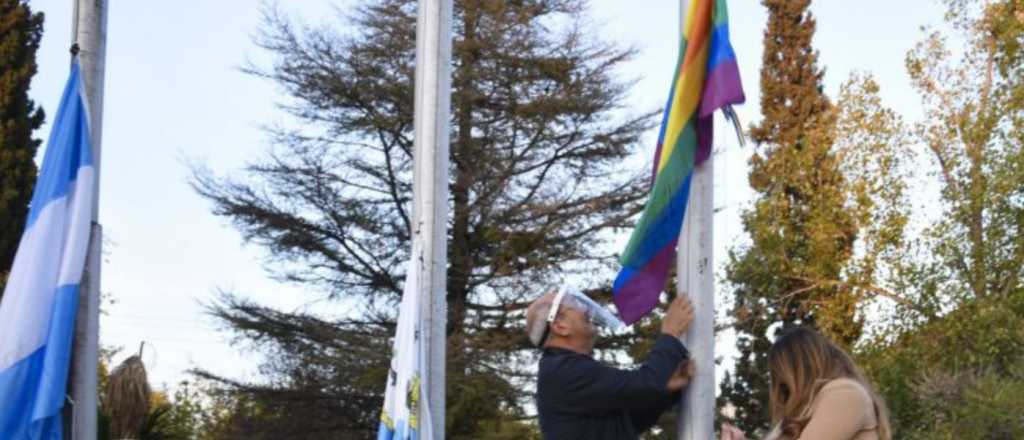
[{"xmin": 767, "ymin": 326, "xmax": 891, "ymax": 440}]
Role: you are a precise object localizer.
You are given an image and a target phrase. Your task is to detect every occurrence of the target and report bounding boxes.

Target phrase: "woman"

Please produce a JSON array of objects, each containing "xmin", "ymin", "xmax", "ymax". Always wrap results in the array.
[{"xmin": 720, "ymin": 326, "xmax": 891, "ymax": 440}]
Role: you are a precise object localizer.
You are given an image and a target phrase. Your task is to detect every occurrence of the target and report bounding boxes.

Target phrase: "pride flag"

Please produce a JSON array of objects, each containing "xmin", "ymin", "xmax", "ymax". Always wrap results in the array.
[{"xmin": 613, "ymin": 0, "xmax": 744, "ymax": 324}]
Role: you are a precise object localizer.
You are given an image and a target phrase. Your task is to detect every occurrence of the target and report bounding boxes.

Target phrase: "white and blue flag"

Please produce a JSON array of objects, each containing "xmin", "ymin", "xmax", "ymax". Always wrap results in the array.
[
  {"xmin": 0, "ymin": 60, "xmax": 95, "ymax": 440},
  {"xmin": 377, "ymin": 245, "xmax": 432, "ymax": 440}
]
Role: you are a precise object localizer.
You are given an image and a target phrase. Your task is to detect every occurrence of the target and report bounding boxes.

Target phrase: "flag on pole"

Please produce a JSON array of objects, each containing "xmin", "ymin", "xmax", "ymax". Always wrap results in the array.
[
  {"xmin": 613, "ymin": 0, "xmax": 744, "ymax": 324},
  {"xmin": 377, "ymin": 246, "xmax": 432, "ymax": 440},
  {"xmin": 0, "ymin": 60, "xmax": 95, "ymax": 439}
]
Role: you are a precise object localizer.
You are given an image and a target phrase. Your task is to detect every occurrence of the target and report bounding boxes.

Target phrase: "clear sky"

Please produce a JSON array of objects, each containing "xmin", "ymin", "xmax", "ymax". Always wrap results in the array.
[{"xmin": 25, "ymin": 0, "xmax": 947, "ymax": 391}]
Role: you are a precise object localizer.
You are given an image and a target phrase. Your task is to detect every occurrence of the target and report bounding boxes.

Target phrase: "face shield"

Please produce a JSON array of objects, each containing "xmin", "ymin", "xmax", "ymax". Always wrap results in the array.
[{"xmin": 537, "ymin": 285, "xmax": 625, "ymax": 347}]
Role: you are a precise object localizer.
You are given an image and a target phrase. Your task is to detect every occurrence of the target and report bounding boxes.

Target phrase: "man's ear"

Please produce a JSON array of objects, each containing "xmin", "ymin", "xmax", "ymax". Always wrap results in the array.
[{"xmin": 549, "ymin": 317, "xmax": 572, "ymax": 337}]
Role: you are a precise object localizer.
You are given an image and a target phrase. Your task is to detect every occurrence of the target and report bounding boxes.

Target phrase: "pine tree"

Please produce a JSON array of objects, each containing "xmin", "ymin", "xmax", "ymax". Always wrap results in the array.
[
  {"xmin": 0, "ymin": 0, "xmax": 45, "ymax": 299},
  {"xmin": 718, "ymin": 0, "xmax": 861, "ymax": 433},
  {"xmin": 190, "ymin": 1, "xmax": 656, "ymax": 437}
]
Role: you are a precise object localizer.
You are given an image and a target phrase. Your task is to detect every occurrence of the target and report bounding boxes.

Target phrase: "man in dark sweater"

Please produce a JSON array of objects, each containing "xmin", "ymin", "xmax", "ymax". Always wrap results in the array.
[{"xmin": 527, "ymin": 289, "xmax": 694, "ymax": 439}]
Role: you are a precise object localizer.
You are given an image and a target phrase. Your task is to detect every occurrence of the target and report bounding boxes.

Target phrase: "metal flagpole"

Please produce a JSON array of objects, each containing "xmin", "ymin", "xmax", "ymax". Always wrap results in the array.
[
  {"xmin": 412, "ymin": 0, "xmax": 453, "ymax": 437},
  {"xmin": 677, "ymin": 135, "xmax": 716, "ymax": 440},
  {"xmin": 68, "ymin": 0, "xmax": 107, "ymax": 438},
  {"xmin": 676, "ymin": 1, "xmax": 716, "ymax": 439}
]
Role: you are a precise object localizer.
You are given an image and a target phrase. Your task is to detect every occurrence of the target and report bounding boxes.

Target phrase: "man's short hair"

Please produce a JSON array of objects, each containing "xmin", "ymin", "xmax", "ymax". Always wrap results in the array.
[{"xmin": 526, "ymin": 292, "xmax": 557, "ymax": 346}]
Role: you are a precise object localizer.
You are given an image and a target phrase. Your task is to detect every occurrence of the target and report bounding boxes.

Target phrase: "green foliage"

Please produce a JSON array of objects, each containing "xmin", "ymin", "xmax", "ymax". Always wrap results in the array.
[
  {"xmin": 907, "ymin": 363, "xmax": 1024, "ymax": 440},
  {"xmin": 860, "ymin": 290, "xmax": 1024, "ymax": 438},
  {"xmin": 901, "ymin": 0, "xmax": 1024, "ymax": 307},
  {"xmin": 471, "ymin": 411, "xmax": 541, "ymax": 440},
  {"xmin": 720, "ymin": 0, "xmax": 1022, "ymax": 436},
  {"xmin": 135, "ymin": 405, "xmax": 187, "ymax": 440},
  {"xmin": 856, "ymin": 2, "xmax": 1024, "ymax": 438},
  {"xmin": 718, "ymin": 0, "xmax": 914, "ymax": 433},
  {"xmin": 0, "ymin": 0, "xmax": 44, "ymax": 298},
  {"xmin": 720, "ymin": 1, "xmax": 839, "ymax": 432}
]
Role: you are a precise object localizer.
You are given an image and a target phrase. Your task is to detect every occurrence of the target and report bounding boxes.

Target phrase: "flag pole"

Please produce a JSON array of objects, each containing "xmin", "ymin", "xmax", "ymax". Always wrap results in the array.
[
  {"xmin": 412, "ymin": 0, "xmax": 453, "ymax": 437},
  {"xmin": 68, "ymin": 0, "xmax": 107, "ymax": 438},
  {"xmin": 676, "ymin": 1, "xmax": 716, "ymax": 439}
]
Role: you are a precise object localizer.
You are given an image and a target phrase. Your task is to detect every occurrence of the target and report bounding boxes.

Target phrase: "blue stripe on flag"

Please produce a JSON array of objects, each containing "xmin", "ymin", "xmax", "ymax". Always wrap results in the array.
[
  {"xmin": 706, "ymin": 23, "xmax": 737, "ymax": 71},
  {"xmin": 0, "ymin": 284, "xmax": 79, "ymax": 439},
  {"xmin": 26, "ymin": 62, "xmax": 92, "ymax": 230},
  {"xmin": 377, "ymin": 421, "xmax": 419, "ymax": 440},
  {"xmin": 627, "ymin": 172, "xmax": 694, "ymax": 270},
  {"xmin": 377, "ymin": 422, "xmax": 394, "ymax": 440}
]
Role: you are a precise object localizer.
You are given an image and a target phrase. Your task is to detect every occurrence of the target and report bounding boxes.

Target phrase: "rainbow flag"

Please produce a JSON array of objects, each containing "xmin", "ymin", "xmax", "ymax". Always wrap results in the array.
[{"xmin": 613, "ymin": 0, "xmax": 744, "ymax": 324}]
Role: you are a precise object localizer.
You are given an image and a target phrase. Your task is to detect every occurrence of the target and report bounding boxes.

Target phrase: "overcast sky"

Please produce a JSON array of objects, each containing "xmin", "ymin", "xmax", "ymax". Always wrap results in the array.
[{"xmin": 24, "ymin": 0, "xmax": 947, "ymax": 391}]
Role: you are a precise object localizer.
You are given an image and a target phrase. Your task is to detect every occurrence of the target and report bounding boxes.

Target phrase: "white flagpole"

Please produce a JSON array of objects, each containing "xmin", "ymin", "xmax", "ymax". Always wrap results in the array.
[
  {"xmin": 676, "ymin": 1, "xmax": 716, "ymax": 439},
  {"xmin": 677, "ymin": 137, "xmax": 716, "ymax": 440},
  {"xmin": 412, "ymin": 0, "xmax": 453, "ymax": 437},
  {"xmin": 68, "ymin": 0, "xmax": 107, "ymax": 438}
]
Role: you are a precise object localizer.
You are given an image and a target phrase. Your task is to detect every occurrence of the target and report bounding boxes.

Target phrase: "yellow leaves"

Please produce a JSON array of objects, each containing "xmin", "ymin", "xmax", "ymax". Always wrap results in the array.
[
  {"xmin": 904, "ymin": 0, "xmax": 1024, "ymax": 306},
  {"xmin": 407, "ymin": 374, "xmax": 421, "ymax": 429},
  {"xmin": 150, "ymin": 390, "xmax": 170, "ymax": 410}
]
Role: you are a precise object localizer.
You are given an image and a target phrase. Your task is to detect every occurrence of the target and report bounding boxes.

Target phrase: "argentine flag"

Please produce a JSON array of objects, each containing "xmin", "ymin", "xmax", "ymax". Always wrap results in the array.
[
  {"xmin": 0, "ymin": 60, "xmax": 96, "ymax": 439},
  {"xmin": 377, "ymin": 244, "xmax": 432, "ymax": 440}
]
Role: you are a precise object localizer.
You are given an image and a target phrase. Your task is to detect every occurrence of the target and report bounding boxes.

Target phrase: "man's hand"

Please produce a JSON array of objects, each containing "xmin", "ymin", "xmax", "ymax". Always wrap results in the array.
[
  {"xmin": 666, "ymin": 360, "xmax": 695, "ymax": 392},
  {"xmin": 660, "ymin": 295, "xmax": 694, "ymax": 338}
]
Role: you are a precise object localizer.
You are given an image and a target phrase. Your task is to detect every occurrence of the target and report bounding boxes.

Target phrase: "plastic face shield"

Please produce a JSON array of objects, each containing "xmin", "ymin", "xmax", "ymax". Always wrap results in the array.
[{"xmin": 538, "ymin": 286, "xmax": 625, "ymax": 346}]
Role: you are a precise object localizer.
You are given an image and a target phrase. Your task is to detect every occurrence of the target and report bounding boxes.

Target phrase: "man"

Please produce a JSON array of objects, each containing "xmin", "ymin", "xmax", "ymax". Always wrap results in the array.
[{"xmin": 527, "ymin": 287, "xmax": 695, "ymax": 439}]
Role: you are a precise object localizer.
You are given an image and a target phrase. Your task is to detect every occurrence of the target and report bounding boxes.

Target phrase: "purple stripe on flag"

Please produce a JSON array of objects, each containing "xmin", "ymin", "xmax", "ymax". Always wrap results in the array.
[
  {"xmin": 613, "ymin": 241, "xmax": 677, "ymax": 324},
  {"xmin": 699, "ymin": 59, "xmax": 745, "ymax": 117}
]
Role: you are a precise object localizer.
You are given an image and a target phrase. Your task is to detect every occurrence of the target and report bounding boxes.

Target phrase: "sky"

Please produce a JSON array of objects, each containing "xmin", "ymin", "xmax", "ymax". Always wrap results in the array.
[{"xmin": 24, "ymin": 0, "xmax": 948, "ymax": 392}]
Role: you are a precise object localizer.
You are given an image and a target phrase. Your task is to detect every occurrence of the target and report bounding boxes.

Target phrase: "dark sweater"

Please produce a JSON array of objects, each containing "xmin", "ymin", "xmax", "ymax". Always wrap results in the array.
[{"xmin": 536, "ymin": 335, "xmax": 689, "ymax": 439}]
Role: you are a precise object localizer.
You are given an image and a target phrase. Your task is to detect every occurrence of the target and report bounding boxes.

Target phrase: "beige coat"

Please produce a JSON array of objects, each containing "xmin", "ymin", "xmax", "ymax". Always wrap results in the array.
[{"xmin": 764, "ymin": 378, "xmax": 880, "ymax": 440}]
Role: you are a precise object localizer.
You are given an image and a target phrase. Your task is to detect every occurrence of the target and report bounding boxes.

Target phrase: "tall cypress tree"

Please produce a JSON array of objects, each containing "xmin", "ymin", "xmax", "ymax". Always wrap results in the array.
[
  {"xmin": 718, "ymin": 0, "xmax": 861, "ymax": 433},
  {"xmin": 0, "ymin": 0, "xmax": 45, "ymax": 299}
]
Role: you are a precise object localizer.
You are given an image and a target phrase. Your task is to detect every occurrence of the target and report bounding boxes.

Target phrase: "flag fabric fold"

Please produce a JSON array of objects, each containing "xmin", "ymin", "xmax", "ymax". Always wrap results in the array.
[
  {"xmin": 613, "ymin": 0, "xmax": 744, "ymax": 324},
  {"xmin": 377, "ymin": 246, "xmax": 432, "ymax": 440},
  {"xmin": 0, "ymin": 60, "xmax": 95, "ymax": 440}
]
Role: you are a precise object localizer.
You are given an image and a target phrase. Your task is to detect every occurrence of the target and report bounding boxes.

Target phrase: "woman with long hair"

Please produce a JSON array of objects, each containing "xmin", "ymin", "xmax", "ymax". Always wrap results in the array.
[{"xmin": 720, "ymin": 326, "xmax": 891, "ymax": 440}]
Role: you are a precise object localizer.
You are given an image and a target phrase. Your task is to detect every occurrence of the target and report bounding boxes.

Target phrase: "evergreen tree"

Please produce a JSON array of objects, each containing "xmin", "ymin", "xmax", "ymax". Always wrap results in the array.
[
  {"xmin": 191, "ymin": 0, "xmax": 656, "ymax": 437},
  {"xmin": 0, "ymin": 0, "xmax": 44, "ymax": 299},
  {"xmin": 718, "ymin": 0, "xmax": 861, "ymax": 433}
]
